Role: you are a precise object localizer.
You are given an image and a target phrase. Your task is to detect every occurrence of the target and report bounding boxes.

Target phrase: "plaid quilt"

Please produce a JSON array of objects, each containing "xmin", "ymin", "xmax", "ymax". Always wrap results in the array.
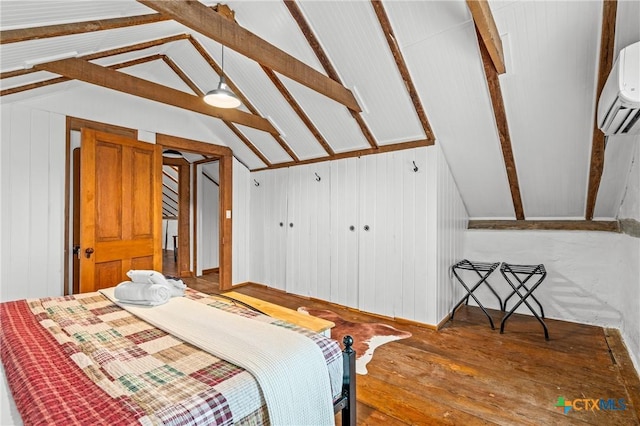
[{"xmin": 0, "ymin": 289, "xmax": 343, "ymax": 425}]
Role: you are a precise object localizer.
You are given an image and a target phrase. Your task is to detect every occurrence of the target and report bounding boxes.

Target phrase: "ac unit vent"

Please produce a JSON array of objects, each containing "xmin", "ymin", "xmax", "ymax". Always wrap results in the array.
[{"xmin": 597, "ymin": 41, "xmax": 640, "ymax": 136}]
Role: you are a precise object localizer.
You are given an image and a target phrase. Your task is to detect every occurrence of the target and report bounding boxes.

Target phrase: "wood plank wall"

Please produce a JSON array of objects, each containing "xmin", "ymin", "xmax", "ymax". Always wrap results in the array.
[
  {"xmin": 248, "ymin": 146, "xmax": 469, "ymax": 326},
  {"xmin": 0, "ymin": 105, "xmax": 66, "ymax": 301},
  {"xmin": 232, "ymin": 157, "xmax": 251, "ymax": 285},
  {"xmin": 434, "ymin": 144, "xmax": 469, "ymax": 324}
]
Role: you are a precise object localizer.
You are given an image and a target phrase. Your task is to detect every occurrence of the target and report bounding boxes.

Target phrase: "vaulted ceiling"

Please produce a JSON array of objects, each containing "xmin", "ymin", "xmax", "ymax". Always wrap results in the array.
[{"xmin": 1, "ymin": 0, "xmax": 639, "ymax": 222}]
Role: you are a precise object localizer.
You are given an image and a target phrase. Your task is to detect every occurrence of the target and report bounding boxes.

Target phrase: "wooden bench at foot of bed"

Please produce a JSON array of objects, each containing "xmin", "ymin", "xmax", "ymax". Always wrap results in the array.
[{"xmin": 221, "ymin": 291, "xmax": 335, "ymax": 337}]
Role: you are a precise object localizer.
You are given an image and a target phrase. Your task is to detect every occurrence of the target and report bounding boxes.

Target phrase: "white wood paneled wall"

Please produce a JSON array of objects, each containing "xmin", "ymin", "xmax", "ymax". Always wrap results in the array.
[
  {"xmin": 0, "ymin": 105, "xmax": 66, "ymax": 301},
  {"xmin": 396, "ymin": 148, "xmax": 429, "ymax": 323},
  {"xmin": 249, "ymin": 146, "xmax": 468, "ymax": 326},
  {"xmin": 232, "ymin": 157, "xmax": 251, "ymax": 285},
  {"xmin": 250, "ymin": 168, "xmax": 289, "ymax": 290},
  {"xmin": 434, "ymin": 145, "xmax": 468, "ymax": 324}
]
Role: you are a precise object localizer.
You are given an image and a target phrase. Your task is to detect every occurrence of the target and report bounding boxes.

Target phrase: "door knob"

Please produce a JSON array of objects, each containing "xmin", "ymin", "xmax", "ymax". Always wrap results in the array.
[
  {"xmin": 85, "ymin": 248, "xmax": 94, "ymax": 259},
  {"xmin": 349, "ymin": 225, "xmax": 355, "ymax": 231},
  {"xmin": 363, "ymin": 225, "xmax": 370, "ymax": 231}
]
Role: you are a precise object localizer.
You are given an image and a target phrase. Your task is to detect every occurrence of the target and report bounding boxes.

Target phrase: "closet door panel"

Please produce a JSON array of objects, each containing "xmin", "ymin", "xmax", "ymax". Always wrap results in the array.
[
  {"xmin": 263, "ymin": 168, "xmax": 288, "ymax": 291},
  {"xmin": 286, "ymin": 166, "xmax": 305, "ymax": 295},
  {"xmin": 358, "ymin": 152, "xmax": 400, "ymax": 318},
  {"xmin": 286, "ymin": 163, "xmax": 331, "ymax": 299},
  {"xmin": 330, "ymin": 158, "xmax": 359, "ymax": 307}
]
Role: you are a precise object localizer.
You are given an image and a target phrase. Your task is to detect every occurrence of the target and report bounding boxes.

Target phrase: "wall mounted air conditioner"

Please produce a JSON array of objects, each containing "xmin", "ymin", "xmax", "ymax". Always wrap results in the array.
[{"xmin": 597, "ymin": 41, "xmax": 640, "ymax": 136}]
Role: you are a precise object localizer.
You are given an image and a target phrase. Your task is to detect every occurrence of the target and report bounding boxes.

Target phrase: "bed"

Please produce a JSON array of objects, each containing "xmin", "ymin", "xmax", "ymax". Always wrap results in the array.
[{"xmin": 0, "ymin": 287, "xmax": 356, "ymax": 425}]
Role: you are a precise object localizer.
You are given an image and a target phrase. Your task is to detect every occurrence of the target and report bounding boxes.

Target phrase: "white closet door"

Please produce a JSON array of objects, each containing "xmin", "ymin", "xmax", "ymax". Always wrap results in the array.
[
  {"xmin": 286, "ymin": 163, "xmax": 331, "ymax": 298},
  {"xmin": 286, "ymin": 166, "xmax": 305, "ymax": 295},
  {"xmin": 358, "ymin": 152, "xmax": 402, "ymax": 318},
  {"xmin": 330, "ymin": 157, "xmax": 359, "ymax": 307},
  {"xmin": 262, "ymin": 168, "xmax": 289, "ymax": 291}
]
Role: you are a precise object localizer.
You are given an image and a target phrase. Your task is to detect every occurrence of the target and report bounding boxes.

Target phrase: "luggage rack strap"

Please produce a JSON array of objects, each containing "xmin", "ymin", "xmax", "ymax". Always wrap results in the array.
[
  {"xmin": 453, "ymin": 259, "xmax": 500, "ymax": 272},
  {"xmin": 500, "ymin": 263, "xmax": 546, "ymax": 275}
]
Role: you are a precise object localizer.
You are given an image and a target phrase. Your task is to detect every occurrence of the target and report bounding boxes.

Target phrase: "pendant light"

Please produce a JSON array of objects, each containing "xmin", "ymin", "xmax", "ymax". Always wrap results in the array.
[{"xmin": 204, "ymin": 45, "xmax": 241, "ymax": 109}]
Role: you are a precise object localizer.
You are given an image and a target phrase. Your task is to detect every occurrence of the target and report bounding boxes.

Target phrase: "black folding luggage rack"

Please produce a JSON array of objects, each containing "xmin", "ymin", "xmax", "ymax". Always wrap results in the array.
[
  {"xmin": 500, "ymin": 262, "xmax": 549, "ymax": 340},
  {"xmin": 449, "ymin": 260, "xmax": 503, "ymax": 329}
]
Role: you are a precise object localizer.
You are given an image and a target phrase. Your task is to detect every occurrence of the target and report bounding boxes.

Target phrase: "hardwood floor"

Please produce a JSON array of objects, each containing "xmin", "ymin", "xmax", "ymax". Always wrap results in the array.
[{"xmin": 178, "ymin": 273, "xmax": 640, "ymax": 425}]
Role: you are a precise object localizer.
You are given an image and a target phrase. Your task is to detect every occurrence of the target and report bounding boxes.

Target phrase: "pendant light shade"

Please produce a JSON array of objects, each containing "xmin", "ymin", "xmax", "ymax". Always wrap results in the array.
[{"xmin": 204, "ymin": 45, "xmax": 241, "ymax": 109}]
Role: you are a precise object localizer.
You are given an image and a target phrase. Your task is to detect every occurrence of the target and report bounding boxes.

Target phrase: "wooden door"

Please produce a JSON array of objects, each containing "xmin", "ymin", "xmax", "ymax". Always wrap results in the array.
[{"xmin": 79, "ymin": 129, "xmax": 162, "ymax": 293}]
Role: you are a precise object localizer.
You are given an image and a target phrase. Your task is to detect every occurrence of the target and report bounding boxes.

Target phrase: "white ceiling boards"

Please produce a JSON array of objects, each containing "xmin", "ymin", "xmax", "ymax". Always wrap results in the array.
[{"xmin": 2, "ymin": 0, "xmax": 638, "ymax": 221}]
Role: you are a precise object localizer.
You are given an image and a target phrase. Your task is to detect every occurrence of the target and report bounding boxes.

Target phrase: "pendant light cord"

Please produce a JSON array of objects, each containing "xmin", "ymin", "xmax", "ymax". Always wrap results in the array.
[{"xmin": 221, "ymin": 45, "xmax": 225, "ymax": 78}]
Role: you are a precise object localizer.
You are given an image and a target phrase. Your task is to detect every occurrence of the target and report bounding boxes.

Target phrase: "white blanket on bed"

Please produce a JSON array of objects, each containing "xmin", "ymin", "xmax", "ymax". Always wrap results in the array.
[{"xmin": 99, "ymin": 288, "xmax": 334, "ymax": 425}]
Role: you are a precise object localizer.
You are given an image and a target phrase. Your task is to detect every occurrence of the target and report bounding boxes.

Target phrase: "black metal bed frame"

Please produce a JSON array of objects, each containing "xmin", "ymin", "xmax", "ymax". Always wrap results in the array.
[{"xmin": 335, "ymin": 335, "xmax": 357, "ymax": 426}]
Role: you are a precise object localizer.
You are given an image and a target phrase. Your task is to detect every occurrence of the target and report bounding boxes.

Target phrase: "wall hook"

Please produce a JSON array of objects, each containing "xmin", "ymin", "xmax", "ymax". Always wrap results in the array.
[
  {"xmin": 254, "ymin": 179, "xmax": 260, "ymax": 186},
  {"xmin": 315, "ymin": 172, "xmax": 321, "ymax": 182},
  {"xmin": 412, "ymin": 161, "xmax": 419, "ymax": 172}
]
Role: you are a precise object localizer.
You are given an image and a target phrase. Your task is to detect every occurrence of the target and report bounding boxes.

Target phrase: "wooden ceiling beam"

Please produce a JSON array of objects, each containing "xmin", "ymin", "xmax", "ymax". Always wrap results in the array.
[
  {"xmin": 254, "ymin": 139, "xmax": 429, "ymax": 171},
  {"xmin": 585, "ymin": 0, "xmax": 618, "ymax": 220},
  {"xmin": 476, "ymin": 27, "xmax": 524, "ymax": 220},
  {"xmin": 0, "ymin": 13, "xmax": 168, "ymax": 45},
  {"xmin": 371, "ymin": 0, "xmax": 435, "ymax": 142},
  {"xmin": 469, "ymin": 220, "xmax": 620, "ymax": 233},
  {"xmin": 36, "ymin": 58, "xmax": 277, "ymax": 134},
  {"xmin": 1, "ymin": 77, "xmax": 69, "ymax": 97},
  {"xmin": 161, "ymin": 55, "xmax": 202, "ymax": 95},
  {"xmin": 466, "ymin": 0, "xmax": 506, "ymax": 75},
  {"xmin": 262, "ymin": 66, "xmax": 335, "ymax": 156},
  {"xmin": 1, "ymin": 34, "xmax": 189, "ymax": 80},
  {"xmin": 2, "ymin": 54, "xmax": 163, "ymax": 97},
  {"xmin": 225, "ymin": 121, "xmax": 272, "ymax": 168},
  {"xmin": 139, "ymin": 0, "xmax": 361, "ymax": 112},
  {"xmin": 284, "ymin": 0, "xmax": 378, "ymax": 149}
]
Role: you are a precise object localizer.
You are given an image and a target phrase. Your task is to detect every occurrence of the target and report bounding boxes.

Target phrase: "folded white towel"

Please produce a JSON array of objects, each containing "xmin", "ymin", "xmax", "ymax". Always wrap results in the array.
[
  {"xmin": 114, "ymin": 281, "xmax": 171, "ymax": 306},
  {"xmin": 167, "ymin": 278, "xmax": 186, "ymax": 289},
  {"xmin": 126, "ymin": 270, "xmax": 185, "ymax": 297},
  {"xmin": 126, "ymin": 270, "xmax": 169, "ymax": 286},
  {"xmin": 168, "ymin": 286, "xmax": 184, "ymax": 297}
]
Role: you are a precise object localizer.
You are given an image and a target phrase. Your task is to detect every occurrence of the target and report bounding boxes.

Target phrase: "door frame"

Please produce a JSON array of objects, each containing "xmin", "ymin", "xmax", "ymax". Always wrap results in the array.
[
  {"xmin": 157, "ymin": 134, "xmax": 233, "ymax": 291},
  {"xmin": 64, "ymin": 118, "xmax": 234, "ymax": 293},
  {"xmin": 162, "ymin": 156, "xmax": 191, "ymax": 278}
]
